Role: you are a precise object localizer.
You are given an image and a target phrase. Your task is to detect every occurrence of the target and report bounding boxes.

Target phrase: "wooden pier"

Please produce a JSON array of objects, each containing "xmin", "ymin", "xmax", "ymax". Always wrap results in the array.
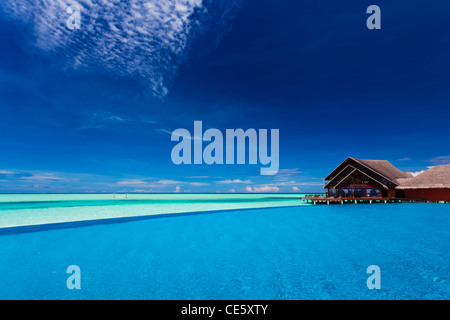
[{"xmin": 303, "ymin": 195, "xmax": 425, "ymax": 205}]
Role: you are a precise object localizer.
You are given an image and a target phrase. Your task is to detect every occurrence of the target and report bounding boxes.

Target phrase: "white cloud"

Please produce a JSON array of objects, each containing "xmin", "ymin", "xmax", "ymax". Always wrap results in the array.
[
  {"xmin": 0, "ymin": 170, "xmax": 15, "ymax": 174},
  {"xmin": 272, "ymin": 168, "xmax": 302, "ymax": 181},
  {"xmin": 190, "ymin": 182, "xmax": 209, "ymax": 186},
  {"xmin": 116, "ymin": 179, "xmax": 149, "ymax": 186},
  {"xmin": 20, "ymin": 174, "xmax": 61, "ymax": 181},
  {"xmin": 116, "ymin": 177, "xmax": 208, "ymax": 189},
  {"xmin": 293, "ymin": 182, "xmax": 325, "ymax": 186},
  {"xmin": 184, "ymin": 176, "xmax": 211, "ymax": 179},
  {"xmin": 132, "ymin": 189, "xmax": 153, "ymax": 193},
  {"xmin": 277, "ymin": 168, "xmax": 302, "ymax": 175},
  {"xmin": 77, "ymin": 111, "xmax": 158, "ymax": 130},
  {"xmin": 175, "ymin": 186, "xmax": 181, "ymax": 192},
  {"xmin": 410, "ymin": 166, "xmax": 437, "ymax": 177},
  {"xmin": 1, "ymin": 0, "xmax": 236, "ymax": 98},
  {"xmin": 0, "ymin": 169, "xmax": 61, "ymax": 181},
  {"xmin": 292, "ymin": 186, "xmax": 300, "ymax": 192},
  {"xmin": 410, "ymin": 170, "xmax": 425, "ymax": 177},
  {"xmin": 428, "ymin": 156, "xmax": 450, "ymax": 165},
  {"xmin": 246, "ymin": 185, "xmax": 280, "ymax": 193},
  {"xmin": 156, "ymin": 179, "xmax": 183, "ymax": 185},
  {"xmin": 218, "ymin": 179, "xmax": 252, "ymax": 184}
]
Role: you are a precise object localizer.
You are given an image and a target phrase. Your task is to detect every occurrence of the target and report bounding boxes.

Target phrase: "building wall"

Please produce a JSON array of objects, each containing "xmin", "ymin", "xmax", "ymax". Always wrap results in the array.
[{"xmin": 403, "ymin": 188, "xmax": 450, "ymax": 201}]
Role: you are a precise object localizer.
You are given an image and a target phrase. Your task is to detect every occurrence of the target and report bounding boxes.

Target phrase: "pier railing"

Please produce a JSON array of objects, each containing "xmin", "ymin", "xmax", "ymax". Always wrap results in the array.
[{"xmin": 303, "ymin": 195, "xmax": 397, "ymax": 204}]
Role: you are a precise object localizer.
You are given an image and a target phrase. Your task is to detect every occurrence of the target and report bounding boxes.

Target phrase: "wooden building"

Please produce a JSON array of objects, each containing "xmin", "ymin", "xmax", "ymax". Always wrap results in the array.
[
  {"xmin": 323, "ymin": 157, "xmax": 450, "ymax": 202},
  {"xmin": 324, "ymin": 157, "xmax": 412, "ymax": 199},
  {"xmin": 396, "ymin": 165, "xmax": 450, "ymax": 201}
]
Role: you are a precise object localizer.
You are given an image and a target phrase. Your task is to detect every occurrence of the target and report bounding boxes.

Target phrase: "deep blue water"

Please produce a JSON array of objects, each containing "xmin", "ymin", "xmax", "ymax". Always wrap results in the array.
[{"xmin": 0, "ymin": 203, "xmax": 449, "ymax": 299}]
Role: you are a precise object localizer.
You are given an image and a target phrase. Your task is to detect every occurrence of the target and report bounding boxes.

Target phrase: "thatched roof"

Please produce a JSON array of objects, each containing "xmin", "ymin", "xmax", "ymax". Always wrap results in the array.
[
  {"xmin": 325, "ymin": 157, "xmax": 413, "ymax": 183},
  {"xmin": 352, "ymin": 158, "xmax": 414, "ymax": 182},
  {"xmin": 396, "ymin": 165, "xmax": 450, "ymax": 189}
]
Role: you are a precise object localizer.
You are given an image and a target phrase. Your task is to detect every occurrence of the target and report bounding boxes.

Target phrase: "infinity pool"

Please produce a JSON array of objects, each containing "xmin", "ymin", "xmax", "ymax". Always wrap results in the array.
[{"xmin": 0, "ymin": 199, "xmax": 449, "ymax": 299}]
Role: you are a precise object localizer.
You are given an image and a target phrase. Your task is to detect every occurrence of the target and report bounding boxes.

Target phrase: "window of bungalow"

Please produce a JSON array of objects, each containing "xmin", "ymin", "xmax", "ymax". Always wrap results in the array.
[{"xmin": 354, "ymin": 188, "xmax": 366, "ymax": 197}]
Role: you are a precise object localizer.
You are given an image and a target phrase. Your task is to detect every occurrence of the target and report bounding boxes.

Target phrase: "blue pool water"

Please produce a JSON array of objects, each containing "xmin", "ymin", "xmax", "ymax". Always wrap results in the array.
[{"xmin": 0, "ymin": 202, "xmax": 449, "ymax": 299}]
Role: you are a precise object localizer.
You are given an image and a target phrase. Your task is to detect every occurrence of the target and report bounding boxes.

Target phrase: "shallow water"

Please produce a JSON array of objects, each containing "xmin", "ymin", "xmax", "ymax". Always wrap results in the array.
[
  {"xmin": 0, "ymin": 194, "xmax": 304, "ymax": 229},
  {"xmin": 0, "ymin": 201, "xmax": 449, "ymax": 299}
]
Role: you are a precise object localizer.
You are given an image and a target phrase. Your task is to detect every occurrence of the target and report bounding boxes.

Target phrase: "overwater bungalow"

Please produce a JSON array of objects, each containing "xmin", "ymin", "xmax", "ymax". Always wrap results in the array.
[
  {"xmin": 324, "ymin": 157, "xmax": 413, "ymax": 199},
  {"xmin": 307, "ymin": 157, "xmax": 450, "ymax": 204}
]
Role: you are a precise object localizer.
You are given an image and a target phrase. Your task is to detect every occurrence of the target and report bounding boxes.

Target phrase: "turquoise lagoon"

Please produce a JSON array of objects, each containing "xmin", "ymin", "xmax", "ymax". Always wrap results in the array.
[
  {"xmin": 0, "ymin": 194, "xmax": 449, "ymax": 299},
  {"xmin": 0, "ymin": 193, "xmax": 303, "ymax": 230}
]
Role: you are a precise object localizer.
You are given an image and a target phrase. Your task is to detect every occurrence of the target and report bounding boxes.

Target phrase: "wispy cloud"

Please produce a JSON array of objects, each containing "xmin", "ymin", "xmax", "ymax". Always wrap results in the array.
[
  {"xmin": 184, "ymin": 176, "xmax": 211, "ymax": 179},
  {"xmin": 218, "ymin": 179, "xmax": 252, "ymax": 184},
  {"xmin": 116, "ymin": 178, "xmax": 206, "ymax": 189},
  {"xmin": 428, "ymin": 156, "xmax": 450, "ymax": 165},
  {"xmin": 76, "ymin": 111, "xmax": 157, "ymax": 130},
  {"xmin": 0, "ymin": 169, "xmax": 118, "ymax": 193},
  {"xmin": 189, "ymin": 182, "xmax": 209, "ymax": 186},
  {"xmin": 156, "ymin": 179, "xmax": 183, "ymax": 185},
  {"xmin": 1, "ymin": 0, "xmax": 241, "ymax": 98},
  {"xmin": 272, "ymin": 168, "xmax": 302, "ymax": 181},
  {"xmin": 246, "ymin": 185, "xmax": 280, "ymax": 193},
  {"xmin": 116, "ymin": 179, "xmax": 149, "ymax": 186},
  {"xmin": 0, "ymin": 170, "xmax": 60, "ymax": 181}
]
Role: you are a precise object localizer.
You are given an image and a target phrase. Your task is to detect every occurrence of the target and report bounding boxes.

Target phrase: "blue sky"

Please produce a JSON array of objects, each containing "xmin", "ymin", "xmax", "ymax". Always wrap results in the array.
[{"xmin": 0, "ymin": 0, "xmax": 449, "ymax": 193}]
